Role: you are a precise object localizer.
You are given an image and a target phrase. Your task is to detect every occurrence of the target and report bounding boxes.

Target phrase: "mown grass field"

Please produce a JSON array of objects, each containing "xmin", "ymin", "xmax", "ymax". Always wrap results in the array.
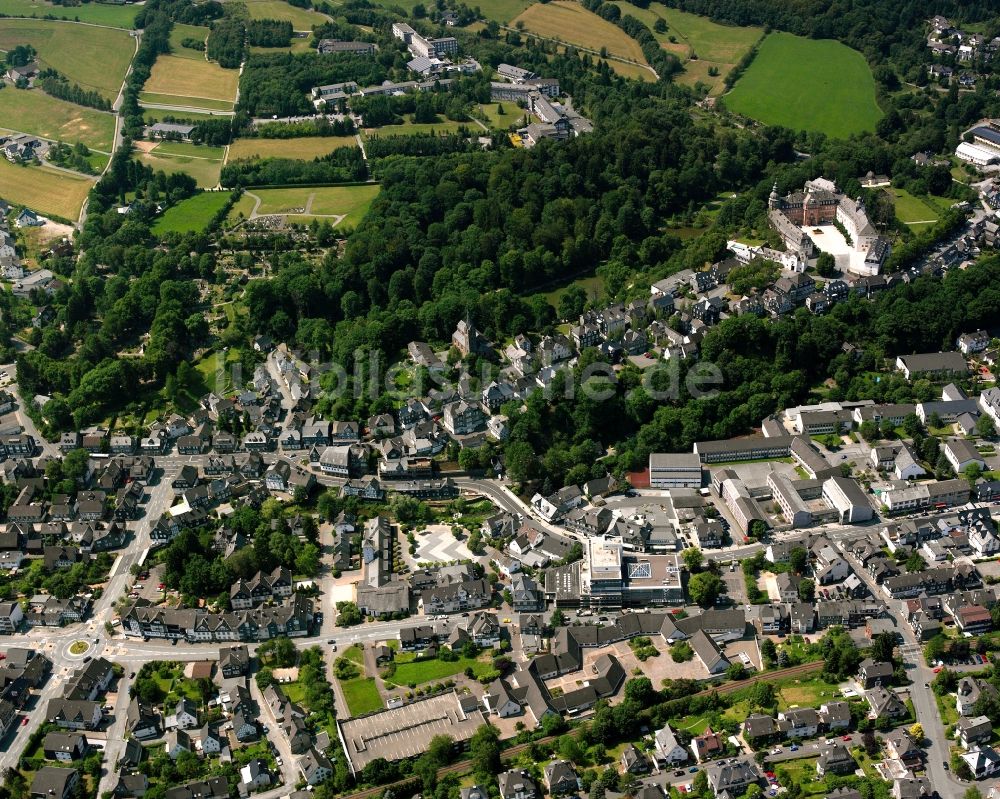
[
  {"xmin": 168, "ymin": 22, "xmax": 208, "ymax": 60},
  {"xmin": 474, "ymin": 0, "xmax": 531, "ymax": 22},
  {"xmin": 0, "ymin": 87, "xmax": 115, "ymax": 150},
  {"xmin": 890, "ymin": 187, "xmax": 951, "ymax": 231},
  {"xmin": 477, "ymin": 102, "xmax": 527, "ymax": 130},
  {"xmin": 363, "ymin": 118, "xmax": 470, "ymax": 138},
  {"xmin": 512, "ymin": 1, "xmax": 649, "ymax": 66},
  {"xmin": 143, "ymin": 54, "xmax": 239, "ymax": 108},
  {"xmin": 242, "ymin": 0, "xmax": 329, "ymax": 29},
  {"xmin": 0, "ymin": 0, "xmax": 137, "ymax": 27},
  {"xmin": 143, "ymin": 107, "xmax": 225, "ymax": 124},
  {"xmin": 139, "ymin": 92, "xmax": 236, "ymax": 112},
  {"xmin": 249, "ymin": 36, "xmax": 313, "ymax": 55},
  {"xmin": 0, "ymin": 19, "xmax": 134, "ymax": 99},
  {"xmin": 0, "ymin": 158, "xmax": 94, "ymax": 220},
  {"xmin": 724, "ymin": 32, "xmax": 882, "ymax": 138},
  {"xmin": 137, "ymin": 146, "xmax": 223, "ymax": 188},
  {"xmin": 246, "ymin": 184, "xmax": 380, "ymax": 226},
  {"xmin": 227, "ymin": 135, "xmax": 358, "ymax": 161},
  {"xmin": 154, "ymin": 141, "xmax": 226, "ymax": 161},
  {"xmin": 600, "ymin": 4, "xmax": 762, "ymax": 95},
  {"xmin": 340, "ymin": 676, "xmax": 382, "ymax": 716},
  {"xmin": 653, "ymin": 4, "xmax": 762, "ymax": 63},
  {"xmin": 152, "ymin": 191, "xmax": 232, "ymax": 235},
  {"xmin": 391, "ymin": 654, "xmax": 494, "ymax": 685}
]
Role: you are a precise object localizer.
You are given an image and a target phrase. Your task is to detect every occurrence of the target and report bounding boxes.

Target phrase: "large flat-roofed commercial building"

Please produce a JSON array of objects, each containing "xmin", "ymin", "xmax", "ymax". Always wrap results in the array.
[
  {"xmin": 649, "ymin": 453, "xmax": 703, "ymax": 489},
  {"xmin": 583, "ymin": 537, "xmax": 623, "ymax": 608},
  {"xmin": 621, "ymin": 554, "xmax": 683, "ymax": 606},
  {"xmin": 693, "ymin": 436, "xmax": 793, "ymax": 464},
  {"xmin": 338, "ymin": 691, "xmax": 484, "ymax": 773},
  {"xmin": 822, "ymin": 476, "xmax": 873, "ymax": 524}
]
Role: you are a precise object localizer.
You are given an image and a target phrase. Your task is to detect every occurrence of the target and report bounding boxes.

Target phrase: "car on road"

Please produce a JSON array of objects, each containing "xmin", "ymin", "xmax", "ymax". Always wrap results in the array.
[
  {"xmin": 933, "ymin": 666, "xmax": 942, "ymax": 673},
  {"xmin": 825, "ymin": 738, "xmax": 834, "ymax": 745},
  {"xmin": 943, "ymin": 761, "xmax": 949, "ymax": 770},
  {"xmin": 689, "ymin": 768, "xmax": 698, "ymax": 773},
  {"xmin": 842, "ymin": 735, "xmax": 851, "ymax": 741},
  {"xmin": 158, "ymin": 583, "xmax": 165, "ymax": 589},
  {"xmin": 790, "ymin": 745, "xmax": 798, "ymax": 752},
  {"xmin": 673, "ymin": 770, "xmax": 685, "ymax": 777}
]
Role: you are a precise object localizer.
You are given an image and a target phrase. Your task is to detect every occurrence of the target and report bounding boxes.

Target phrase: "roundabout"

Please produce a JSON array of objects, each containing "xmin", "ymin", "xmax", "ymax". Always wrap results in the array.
[{"xmin": 68, "ymin": 640, "xmax": 90, "ymax": 656}]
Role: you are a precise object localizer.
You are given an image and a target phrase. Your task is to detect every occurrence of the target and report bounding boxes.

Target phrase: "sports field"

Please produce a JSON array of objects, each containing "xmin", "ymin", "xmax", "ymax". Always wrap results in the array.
[
  {"xmin": 136, "ymin": 141, "xmax": 225, "ymax": 188},
  {"xmin": 241, "ymin": 184, "xmax": 380, "ymax": 227},
  {"xmin": 0, "ymin": 158, "xmax": 94, "ymax": 220},
  {"xmin": 242, "ymin": 0, "xmax": 328, "ymax": 29},
  {"xmin": 227, "ymin": 135, "xmax": 358, "ymax": 161},
  {"xmin": 169, "ymin": 23, "xmax": 208, "ymax": 60},
  {"xmin": 0, "ymin": 0, "xmax": 137, "ymax": 27},
  {"xmin": 512, "ymin": 1, "xmax": 649, "ymax": 67},
  {"xmin": 142, "ymin": 55, "xmax": 239, "ymax": 110},
  {"xmin": 152, "ymin": 191, "xmax": 233, "ymax": 235},
  {"xmin": 0, "ymin": 87, "xmax": 115, "ymax": 150},
  {"xmin": 725, "ymin": 32, "xmax": 882, "ymax": 138},
  {"xmin": 0, "ymin": 19, "xmax": 134, "ymax": 100}
]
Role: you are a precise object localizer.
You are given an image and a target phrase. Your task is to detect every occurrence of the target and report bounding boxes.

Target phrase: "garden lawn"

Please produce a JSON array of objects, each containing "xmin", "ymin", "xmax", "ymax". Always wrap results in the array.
[
  {"xmin": 392, "ymin": 654, "xmax": 493, "ymax": 685},
  {"xmin": 227, "ymin": 135, "xmax": 358, "ymax": 161},
  {"xmin": 774, "ymin": 675, "xmax": 839, "ymax": 710},
  {"xmin": 725, "ymin": 31, "xmax": 882, "ymax": 138},
  {"xmin": 0, "ymin": 158, "xmax": 93, "ymax": 221},
  {"xmin": 152, "ymin": 191, "xmax": 232, "ymax": 235},
  {"xmin": 0, "ymin": 87, "xmax": 115, "ymax": 150},
  {"xmin": 0, "ymin": 19, "xmax": 134, "ymax": 99},
  {"xmin": 0, "ymin": 0, "xmax": 137, "ymax": 27},
  {"xmin": 774, "ymin": 757, "xmax": 825, "ymax": 795},
  {"xmin": 340, "ymin": 676, "xmax": 382, "ymax": 716},
  {"xmin": 511, "ymin": 1, "xmax": 649, "ymax": 66}
]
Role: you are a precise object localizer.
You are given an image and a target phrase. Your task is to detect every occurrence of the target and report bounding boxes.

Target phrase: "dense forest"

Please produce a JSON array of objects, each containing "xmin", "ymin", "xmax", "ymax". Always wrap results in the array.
[{"xmin": 206, "ymin": 16, "xmax": 245, "ymax": 68}]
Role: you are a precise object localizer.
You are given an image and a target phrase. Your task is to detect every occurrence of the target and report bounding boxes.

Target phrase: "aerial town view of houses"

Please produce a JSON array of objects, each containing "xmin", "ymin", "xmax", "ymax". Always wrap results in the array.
[{"xmin": 5, "ymin": 4, "xmax": 1000, "ymax": 799}]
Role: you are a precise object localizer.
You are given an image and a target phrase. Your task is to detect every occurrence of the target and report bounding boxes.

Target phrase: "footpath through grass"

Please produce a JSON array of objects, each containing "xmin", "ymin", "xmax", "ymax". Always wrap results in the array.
[{"xmin": 725, "ymin": 31, "xmax": 882, "ymax": 138}]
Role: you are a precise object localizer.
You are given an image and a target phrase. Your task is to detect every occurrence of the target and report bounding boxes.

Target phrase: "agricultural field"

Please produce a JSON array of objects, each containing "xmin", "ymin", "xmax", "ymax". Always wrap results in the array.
[
  {"xmin": 0, "ymin": 0, "xmax": 138, "ymax": 28},
  {"xmin": 168, "ymin": 23, "xmax": 208, "ymax": 60},
  {"xmin": 0, "ymin": 19, "xmax": 135, "ymax": 99},
  {"xmin": 241, "ymin": 184, "xmax": 380, "ymax": 227},
  {"xmin": 0, "ymin": 158, "xmax": 94, "ymax": 221},
  {"xmin": 242, "ymin": 0, "xmax": 329, "ymax": 29},
  {"xmin": 724, "ymin": 32, "xmax": 883, "ymax": 138},
  {"xmin": 152, "ymin": 191, "xmax": 233, "ymax": 235},
  {"xmin": 0, "ymin": 87, "xmax": 115, "ymax": 150},
  {"xmin": 512, "ymin": 1, "xmax": 649, "ymax": 67},
  {"xmin": 142, "ymin": 55, "xmax": 240, "ymax": 111},
  {"xmin": 135, "ymin": 141, "xmax": 225, "ymax": 188},
  {"xmin": 227, "ymin": 135, "xmax": 358, "ymax": 161}
]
